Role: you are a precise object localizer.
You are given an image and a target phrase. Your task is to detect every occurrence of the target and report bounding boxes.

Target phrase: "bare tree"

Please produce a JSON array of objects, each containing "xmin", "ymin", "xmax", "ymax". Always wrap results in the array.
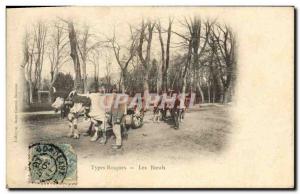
[
  {"xmin": 193, "ymin": 20, "xmax": 212, "ymax": 103},
  {"xmin": 21, "ymin": 33, "xmax": 30, "ymax": 69},
  {"xmin": 77, "ymin": 26, "xmax": 102, "ymax": 93},
  {"xmin": 26, "ymin": 33, "xmax": 35, "ymax": 104},
  {"xmin": 89, "ymin": 48, "xmax": 103, "ymax": 83},
  {"xmin": 210, "ymin": 23, "xmax": 236, "ymax": 103},
  {"xmin": 108, "ymin": 26, "xmax": 138, "ymax": 93},
  {"xmin": 156, "ymin": 18, "xmax": 173, "ymax": 92},
  {"xmin": 156, "ymin": 21, "xmax": 164, "ymax": 93},
  {"xmin": 33, "ymin": 22, "xmax": 47, "ymax": 91},
  {"xmin": 172, "ymin": 17, "xmax": 212, "ymax": 102},
  {"xmin": 21, "ymin": 32, "xmax": 31, "ymax": 104},
  {"xmin": 21, "ymin": 22, "xmax": 48, "ymax": 104},
  {"xmin": 172, "ymin": 25, "xmax": 192, "ymax": 95},
  {"xmin": 21, "ymin": 15, "xmax": 237, "ymax": 105},
  {"xmin": 67, "ymin": 21, "xmax": 82, "ymax": 92},
  {"xmin": 48, "ymin": 21, "xmax": 69, "ymax": 93},
  {"xmin": 137, "ymin": 19, "xmax": 155, "ymax": 96},
  {"xmin": 104, "ymin": 53, "xmax": 112, "ymax": 87}
]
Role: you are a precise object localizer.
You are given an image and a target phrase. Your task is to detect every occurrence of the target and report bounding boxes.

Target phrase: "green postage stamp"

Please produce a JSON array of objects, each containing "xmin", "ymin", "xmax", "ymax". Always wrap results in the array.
[{"xmin": 28, "ymin": 143, "xmax": 77, "ymax": 184}]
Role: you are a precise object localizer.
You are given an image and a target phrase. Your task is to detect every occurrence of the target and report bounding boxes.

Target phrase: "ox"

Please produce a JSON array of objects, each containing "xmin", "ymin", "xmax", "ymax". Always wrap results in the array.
[
  {"xmin": 52, "ymin": 91, "xmax": 92, "ymax": 139},
  {"xmin": 52, "ymin": 90, "xmax": 141, "ymax": 149},
  {"xmin": 66, "ymin": 91, "xmax": 128, "ymax": 149},
  {"xmin": 51, "ymin": 97, "xmax": 73, "ymax": 118},
  {"xmin": 152, "ymin": 92, "xmax": 191, "ymax": 129}
]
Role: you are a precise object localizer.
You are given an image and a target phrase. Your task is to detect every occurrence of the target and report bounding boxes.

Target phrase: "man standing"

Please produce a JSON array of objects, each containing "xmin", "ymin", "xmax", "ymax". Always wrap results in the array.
[{"xmin": 108, "ymin": 88, "xmax": 126, "ymax": 149}]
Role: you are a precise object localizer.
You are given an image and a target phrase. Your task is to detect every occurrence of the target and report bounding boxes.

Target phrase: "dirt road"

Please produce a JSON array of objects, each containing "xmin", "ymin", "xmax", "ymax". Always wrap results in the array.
[{"xmin": 22, "ymin": 104, "xmax": 232, "ymax": 161}]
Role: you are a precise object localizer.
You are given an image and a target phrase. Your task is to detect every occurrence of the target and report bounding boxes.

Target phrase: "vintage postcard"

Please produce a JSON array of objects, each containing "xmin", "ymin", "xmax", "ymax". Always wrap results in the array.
[{"xmin": 6, "ymin": 6, "xmax": 294, "ymax": 188}]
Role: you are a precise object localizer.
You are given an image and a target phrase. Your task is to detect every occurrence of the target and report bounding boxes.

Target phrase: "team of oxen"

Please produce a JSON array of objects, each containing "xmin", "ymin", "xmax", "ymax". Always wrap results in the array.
[{"xmin": 51, "ymin": 90, "xmax": 193, "ymax": 149}]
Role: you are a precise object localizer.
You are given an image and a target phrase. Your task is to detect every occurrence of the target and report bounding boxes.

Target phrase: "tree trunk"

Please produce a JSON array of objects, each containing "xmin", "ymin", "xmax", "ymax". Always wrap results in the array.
[
  {"xmin": 181, "ymin": 40, "xmax": 192, "ymax": 94},
  {"xmin": 156, "ymin": 70, "xmax": 161, "ymax": 94},
  {"xmin": 207, "ymin": 82, "xmax": 211, "ymax": 103},
  {"xmin": 138, "ymin": 21, "xmax": 154, "ymax": 100},
  {"xmin": 68, "ymin": 21, "xmax": 82, "ymax": 92},
  {"xmin": 29, "ymin": 82, "xmax": 33, "ymax": 104},
  {"xmin": 157, "ymin": 24, "xmax": 165, "ymax": 92},
  {"xmin": 164, "ymin": 20, "xmax": 172, "ymax": 91},
  {"xmin": 219, "ymin": 86, "xmax": 224, "ymax": 103},
  {"xmin": 94, "ymin": 63, "xmax": 97, "ymax": 82},
  {"xmin": 182, "ymin": 77, "xmax": 187, "ymax": 97},
  {"xmin": 143, "ymin": 70, "xmax": 149, "ymax": 93},
  {"xmin": 213, "ymin": 90, "xmax": 216, "ymax": 103},
  {"xmin": 223, "ymin": 84, "xmax": 232, "ymax": 103},
  {"xmin": 21, "ymin": 67, "xmax": 30, "ymax": 106},
  {"xmin": 82, "ymin": 59, "xmax": 87, "ymax": 93},
  {"xmin": 121, "ymin": 69, "xmax": 126, "ymax": 94},
  {"xmin": 197, "ymin": 82, "xmax": 205, "ymax": 104},
  {"xmin": 28, "ymin": 55, "xmax": 33, "ymax": 104},
  {"xmin": 157, "ymin": 20, "xmax": 172, "ymax": 92},
  {"xmin": 143, "ymin": 71, "xmax": 150, "ymax": 107}
]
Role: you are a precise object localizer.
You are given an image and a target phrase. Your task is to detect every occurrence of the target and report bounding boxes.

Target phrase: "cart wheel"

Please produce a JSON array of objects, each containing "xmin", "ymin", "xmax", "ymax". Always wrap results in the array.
[{"xmin": 132, "ymin": 115, "xmax": 143, "ymax": 129}]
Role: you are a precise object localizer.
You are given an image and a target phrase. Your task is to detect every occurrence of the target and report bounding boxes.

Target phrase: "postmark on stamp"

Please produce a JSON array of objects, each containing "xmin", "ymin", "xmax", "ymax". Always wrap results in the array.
[{"xmin": 28, "ymin": 143, "xmax": 77, "ymax": 184}]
